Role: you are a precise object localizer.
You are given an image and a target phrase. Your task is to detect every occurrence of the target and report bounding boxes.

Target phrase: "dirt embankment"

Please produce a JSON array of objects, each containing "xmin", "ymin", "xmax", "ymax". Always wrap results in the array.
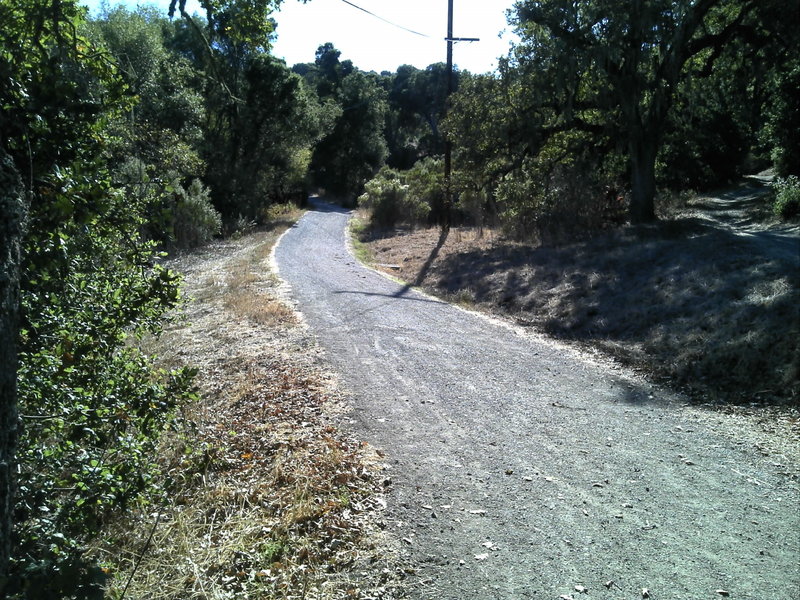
[{"xmin": 358, "ymin": 183, "xmax": 800, "ymax": 408}]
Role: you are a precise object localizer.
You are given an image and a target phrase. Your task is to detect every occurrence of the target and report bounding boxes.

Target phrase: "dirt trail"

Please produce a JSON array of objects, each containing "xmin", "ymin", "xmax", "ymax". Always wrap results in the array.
[
  {"xmin": 680, "ymin": 180, "xmax": 799, "ymax": 262},
  {"xmin": 274, "ymin": 199, "xmax": 799, "ymax": 599}
]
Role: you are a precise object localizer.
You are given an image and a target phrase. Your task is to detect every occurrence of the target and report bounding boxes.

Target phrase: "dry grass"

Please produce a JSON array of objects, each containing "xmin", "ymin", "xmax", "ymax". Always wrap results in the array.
[
  {"xmin": 360, "ymin": 218, "xmax": 799, "ymax": 407},
  {"xmin": 91, "ymin": 220, "xmax": 407, "ymax": 600},
  {"xmin": 224, "ymin": 258, "xmax": 297, "ymax": 327}
]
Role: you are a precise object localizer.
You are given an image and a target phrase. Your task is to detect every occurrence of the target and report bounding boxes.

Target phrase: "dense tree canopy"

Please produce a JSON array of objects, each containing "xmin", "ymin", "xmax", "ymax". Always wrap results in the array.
[
  {"xmin": 434, "ymin": 0, "xmax": 798, "ymax": 236},
  {"xmin": 507, "ymin": 0, "xmax": 773, "ymax": 222},
  {"xmin": 295, "ymin": 44, "xmax": 387, "ymax": 201}
]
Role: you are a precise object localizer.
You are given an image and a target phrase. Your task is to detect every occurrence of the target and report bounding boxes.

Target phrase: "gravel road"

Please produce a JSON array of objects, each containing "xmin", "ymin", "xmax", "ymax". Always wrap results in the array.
[{"xmin": 273, "ymin": 200, "xmax": 799, "ymax": 600}]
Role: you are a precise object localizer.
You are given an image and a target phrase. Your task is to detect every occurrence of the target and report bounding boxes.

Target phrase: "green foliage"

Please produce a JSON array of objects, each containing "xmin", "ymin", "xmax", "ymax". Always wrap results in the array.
[
  {"xmin": 659, "ymin": 2, "xmax": 799, "ymax": 189},
  {"xmin": 170, "ymin": 0, "xmax": 282, "ymax": 50},
  {"xmin": 446, "ymin": 67, "xmax": 627, "ymax": 242},
  {"xmin": 499, "ymin": 0, "xmax": 773, "ymax": 223},
  {"xmin": 441, "ymin": 0, "xmax": 794, "ymax": 231},
  {"xmin": 404, "ymin": 158, "xmax": 444, "ymax": 217},
  {"xmin": 173, "ymin": 178, "xmax": 223, "ymax": 247},
  {"xmin": 91, "ymin": 6, "xmax": 215, "ymax": 248},
  {"xmin": 658, "ymin": 73, "xmax": 751, "ymax": 190},
  {"xmin": 1, "ymin": 0, "xmax": 196, "ymax": 595},
  {"xmin": 493, "ymin": 149, "xmax": 624, "ymax": 244},
  {"xmin": 764, "ymin": 63, "xmax": 800, "ymax": 178},
  {"xmin": 358, "ymin": 166, "xmax": 432, "ymax": 228},
  {"xmin": 114, "ymin": 158, "xmax": 221, "ymax": 249},
  {"xmin": 203, "ymin": 54, "xmax": 331, "ymax": 220},
  {"xmin": 305, "ymin": 45, "xmax": 388, "ymax": 201},
  {"xmin": 385, "ymin": 63, "xmax": 454, "ymax": 169},
  {"xmin": 11, "ymin": 156, "xmax": 196, "ymax": 600},
  {"xmin": 99, "ymin": 2, "xmax": 317, "ymax": 225},
  {"xmin": 773, "ymin": 176, "xmax": 800, "ymax": 220}
]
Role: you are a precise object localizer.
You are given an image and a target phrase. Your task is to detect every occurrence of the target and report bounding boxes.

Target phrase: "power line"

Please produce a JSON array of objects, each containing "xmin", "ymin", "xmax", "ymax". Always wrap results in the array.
[{"xmin": 339, "ymin": 0, "xmax": 431, "ymax": 38}]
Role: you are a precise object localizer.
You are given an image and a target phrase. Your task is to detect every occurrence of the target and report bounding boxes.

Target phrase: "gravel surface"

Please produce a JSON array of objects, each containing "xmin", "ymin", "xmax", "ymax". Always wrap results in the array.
[{"xmin": 274, "ymin": 199, "xmax": 799, "ymax": 600}]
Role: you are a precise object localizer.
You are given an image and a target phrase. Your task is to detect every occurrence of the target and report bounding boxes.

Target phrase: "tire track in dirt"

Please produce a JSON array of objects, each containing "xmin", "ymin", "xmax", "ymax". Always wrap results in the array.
[{"xmin": 274, "ymin": 199, "xmax": 799, "ymax": 600}]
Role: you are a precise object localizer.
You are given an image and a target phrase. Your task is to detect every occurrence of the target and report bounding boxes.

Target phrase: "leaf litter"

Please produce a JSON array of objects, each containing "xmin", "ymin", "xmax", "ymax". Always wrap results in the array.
[{"xmin": 90, "ymin": 226, "xmax": 409, "ymax": 599}]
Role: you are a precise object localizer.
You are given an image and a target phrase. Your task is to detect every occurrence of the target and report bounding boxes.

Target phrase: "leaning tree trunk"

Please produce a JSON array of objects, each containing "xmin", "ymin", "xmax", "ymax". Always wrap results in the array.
[
  {"xmin": 628, "ymin": 133, "xmax": 658, "ymax": 224},
  {"xmin": 0, "ymin": 147, "xmax": 23, "ymax": 586}
]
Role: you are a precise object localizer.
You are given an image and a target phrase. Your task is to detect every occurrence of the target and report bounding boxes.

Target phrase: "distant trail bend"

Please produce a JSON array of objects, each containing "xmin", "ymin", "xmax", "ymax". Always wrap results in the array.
[{"xmin": 274, "ymin": 199, "xmax": 799, "ymax": 600}]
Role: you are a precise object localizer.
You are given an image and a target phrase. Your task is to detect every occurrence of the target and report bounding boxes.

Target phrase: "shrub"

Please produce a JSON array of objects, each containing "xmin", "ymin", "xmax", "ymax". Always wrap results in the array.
[
  {"xmin": 114, "ymin": 160, "xmax": 221, "ymax": 249},
  {"xmin": 404, "ymin": 158, "xmax": 443, "ymax": 222},
  {"xmin": 358, "ymin": 167, "xmax": 430, "ymax": 228},
  {"xmin": 773, "ymin": 176, "xmax": 800, "ymax": 219},
  {"xmin": 172, "ymin": 179, "xmax": 222, "ymax": 248},
  {"xmin": 495, "ymin": 160, "xmax": 623, "ymax": 244},
  {"xmin": 13, "ymin": 163, "xmax": 197, "ymax": 598}
]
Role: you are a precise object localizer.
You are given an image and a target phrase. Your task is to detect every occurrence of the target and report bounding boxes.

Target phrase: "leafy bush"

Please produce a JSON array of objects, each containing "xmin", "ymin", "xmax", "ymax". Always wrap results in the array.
[
  {"xmin": 764, "ymin": 64, "xmax": 800, "ymax": 178},
  {"xmin": 404, "ymin": 158, "xmax": 444, "ymax": 221},
  {"xmin": 358, "ymin": 166, "xmax": 431, "ymax": 228},
  {"xmin": 1, "ymin": 2, "xmax": 198, "ymax": 593},
  {"xmin": 173, "ymin": 179, "xmax": 222, "ymax": 248},
  {"xmin": 773, "ymin": 176, "xmax": 800, "ymax": 219},
  {"xmin": 114, "ymin": 160, "xmax": 221, "ymax": 249},
  {"xmin": 495, "ymin": 158, "xmax": 624, "ymax": 245},
  {"xmin": 11, "ymin": 162, "xmax": 197, "ymax": 598}
]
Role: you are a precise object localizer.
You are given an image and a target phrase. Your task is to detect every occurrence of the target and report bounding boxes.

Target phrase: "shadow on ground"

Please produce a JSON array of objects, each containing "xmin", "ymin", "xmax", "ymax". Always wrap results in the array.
[{"xmin": 406, "ymin": 218, "xmax": 798, "ymax": 404}]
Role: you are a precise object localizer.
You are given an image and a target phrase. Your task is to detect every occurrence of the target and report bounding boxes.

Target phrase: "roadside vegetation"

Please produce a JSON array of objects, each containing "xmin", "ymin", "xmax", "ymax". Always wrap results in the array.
[
  {"xmin": 91, "ymin": 222, "xmax": 405, "ymax": 600},
  {"xmin": 1, "ymin": 0, "xmax": 401, "ymax": 596},
  {"xmin": 1, "ymin": 0, "xmax": 798, "ymax": 596}
]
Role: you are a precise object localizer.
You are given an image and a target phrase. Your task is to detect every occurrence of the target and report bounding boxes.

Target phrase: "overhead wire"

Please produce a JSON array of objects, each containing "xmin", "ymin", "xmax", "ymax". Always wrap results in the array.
[{"xmin": 338, "ymin": 0, "xmax": 432, "ymax": 38}]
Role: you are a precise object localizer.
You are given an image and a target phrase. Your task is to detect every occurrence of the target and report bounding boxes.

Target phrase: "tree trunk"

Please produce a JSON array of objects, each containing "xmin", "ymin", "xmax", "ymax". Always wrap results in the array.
[
  {"xmin": 629, "ymin": 135, "xmax": 658, "ymax": 224},
  {"xmin": 0, "ymin": 148, "xmax": 23, "ymax": 587}
]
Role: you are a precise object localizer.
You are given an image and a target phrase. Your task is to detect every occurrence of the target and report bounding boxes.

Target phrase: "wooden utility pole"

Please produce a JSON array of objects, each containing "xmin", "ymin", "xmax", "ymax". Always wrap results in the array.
[{"xmin": 443, "ymin": 0, "xmax": 478, "ymax": 230}]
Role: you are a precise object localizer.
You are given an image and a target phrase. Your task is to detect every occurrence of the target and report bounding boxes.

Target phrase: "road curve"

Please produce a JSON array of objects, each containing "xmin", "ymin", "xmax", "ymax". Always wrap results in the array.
[{"xmin": 274, "ymin": 199, "xmax": 799, "ymax": 600}]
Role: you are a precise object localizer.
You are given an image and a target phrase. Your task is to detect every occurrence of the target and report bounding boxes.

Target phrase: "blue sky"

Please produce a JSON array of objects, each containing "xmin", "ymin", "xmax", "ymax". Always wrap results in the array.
[{"xmin": 81, "ymin": 0, "xmax": 518, "ymax": 73}]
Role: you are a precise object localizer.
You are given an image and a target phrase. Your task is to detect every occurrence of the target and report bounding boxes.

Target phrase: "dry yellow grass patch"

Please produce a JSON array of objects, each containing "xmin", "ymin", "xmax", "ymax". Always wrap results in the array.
[{"xmin": 92, "ymin": 218, "xmax": 406, "ymax": 600}]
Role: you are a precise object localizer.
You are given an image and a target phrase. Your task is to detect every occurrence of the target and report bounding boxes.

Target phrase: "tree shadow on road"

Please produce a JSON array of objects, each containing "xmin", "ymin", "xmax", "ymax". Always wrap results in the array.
[{"xmin": 331, "ymin": 289, "xmax": 444, "ymax": 305}]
